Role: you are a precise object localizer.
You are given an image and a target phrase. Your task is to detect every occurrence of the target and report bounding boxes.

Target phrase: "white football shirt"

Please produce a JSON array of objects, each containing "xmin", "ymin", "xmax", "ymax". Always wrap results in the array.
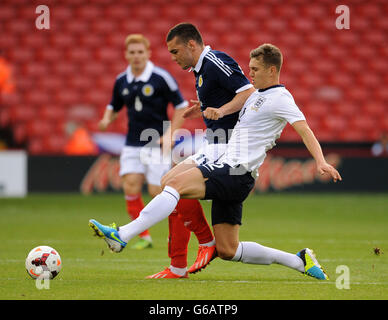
[{"xmin": 221, "ymin": 85, "xmax": 306, "ymax": 177}]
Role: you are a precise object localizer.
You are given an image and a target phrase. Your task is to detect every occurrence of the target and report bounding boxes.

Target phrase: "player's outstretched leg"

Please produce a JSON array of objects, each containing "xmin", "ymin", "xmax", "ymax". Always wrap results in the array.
[
  {"xmin": 296, "ymin": 248, "xmax": 329, "ymax": 280},
  {"xmin": 89, "ymin": 219, "xmax": 127, "ymax": 253}
]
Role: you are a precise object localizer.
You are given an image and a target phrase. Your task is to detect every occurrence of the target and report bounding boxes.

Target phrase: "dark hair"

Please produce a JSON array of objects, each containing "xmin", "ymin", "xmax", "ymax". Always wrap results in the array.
[
  {"xmin": 250, "ymin": 44, "xmax": 283, "ymax": 72},
  {"xmin": 166, "ymin": 22, "xmax": 203, "ymax": 45}
]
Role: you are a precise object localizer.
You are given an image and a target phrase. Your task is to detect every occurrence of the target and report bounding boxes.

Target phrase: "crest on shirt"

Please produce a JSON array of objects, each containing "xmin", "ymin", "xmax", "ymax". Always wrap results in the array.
[
  {"xmin": 121, "ymin": 88, "xmax": 129, "ymax": 96},
  {"xmin": 251, "ymin": 96, "xmax": 266, "ymax": 111},
  {"xmin": 142, "ymin": 84, "xmax": 154, "ymax": 97},
  {"xmin": 198, "ymin": 75, "xmax": 203, "ymax": 87}
]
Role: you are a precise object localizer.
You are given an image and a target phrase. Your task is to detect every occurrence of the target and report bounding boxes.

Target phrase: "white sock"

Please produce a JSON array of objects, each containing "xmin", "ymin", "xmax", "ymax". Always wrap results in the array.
[
  {"xmin": 200, "ymin": 238, "xmax": 216, "ymax": 247},
  {"xmin": 118, "ymin": 186, "xmax": 180, "ymax": 243},
  {"xmin": 169, "ymin": 265, "xmax": 187, "ymax": 276},
  {"xmin": 232, "ymin": 241, "xmax": 305, "ymax": 273}
]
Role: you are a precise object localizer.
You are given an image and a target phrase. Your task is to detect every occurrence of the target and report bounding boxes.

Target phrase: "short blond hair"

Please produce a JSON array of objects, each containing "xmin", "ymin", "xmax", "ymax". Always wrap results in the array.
[{"xmin": 124, "ymin": 34, "xmax": 150, "ymax": 50}]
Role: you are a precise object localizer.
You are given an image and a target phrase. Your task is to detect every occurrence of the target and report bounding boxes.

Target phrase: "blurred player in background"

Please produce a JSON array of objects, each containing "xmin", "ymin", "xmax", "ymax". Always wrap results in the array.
[
  {"xmin": 99, "ymin": 34, "xmax": 191, "ymax": 249},
  {"xmin": 90, "ymin": 43, "xmax": 341, "ymax": 281},
  {"xmin": 147, "ymin": 22, "xmax": 255, "ymax": 278}
]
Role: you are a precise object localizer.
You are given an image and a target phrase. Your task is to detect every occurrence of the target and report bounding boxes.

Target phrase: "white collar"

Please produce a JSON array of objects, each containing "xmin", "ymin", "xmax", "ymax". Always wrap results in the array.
[
  {"xmin": 191, "ymin": 45, "xmax": 211, "ymax": 73},
  {"xmin": 126, "ymin": 61, "xmax": 154, "ymax": 83}
]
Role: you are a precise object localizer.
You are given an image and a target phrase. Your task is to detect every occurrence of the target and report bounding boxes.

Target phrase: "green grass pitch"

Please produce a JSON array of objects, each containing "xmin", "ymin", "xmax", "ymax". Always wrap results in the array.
[{"xmin": 0, "ymin": 192, "xmax": 387, "ymax": 300}]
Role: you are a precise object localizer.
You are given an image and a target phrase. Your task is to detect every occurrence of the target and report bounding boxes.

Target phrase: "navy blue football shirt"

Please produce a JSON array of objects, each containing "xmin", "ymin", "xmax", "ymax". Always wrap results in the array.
[
  {"xmin": 108, "ymin": 61, "xmax": 187, "ymax": 147},
  {"xmin": 192, "ymin": 46, "xmax": 253, "ymax": 143}
]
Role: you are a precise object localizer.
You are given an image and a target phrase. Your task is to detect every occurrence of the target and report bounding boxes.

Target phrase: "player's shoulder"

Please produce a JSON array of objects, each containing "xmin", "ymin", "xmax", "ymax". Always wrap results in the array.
[
  {"xmin": 266, "ymin": 86, "xmax": 299, "ymax": 111},
  {"xmin": 151, "ymin": 65, "xmax": 178, "ymax": 90},
  {"xmin": 274, "ymin": 86, "xmax": 296, "ymax": 103},
  {"xmin": 202, "ymin": 50, "xmax": 237, "ymax": 77},
  {"xmin": 261, "ymin": 86, "xmax": 293, "ymax": 100},
  {"xmin": 114, "ymin": 70, "xmax": 127, "ymax": 83},
  {"xmin": 206, "ymin": 50, "xmax": 237, "ymax": 65}
]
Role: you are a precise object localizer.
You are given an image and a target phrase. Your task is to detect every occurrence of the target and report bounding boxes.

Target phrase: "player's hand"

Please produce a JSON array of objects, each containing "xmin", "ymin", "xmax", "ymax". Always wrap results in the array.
[
  {"xmin": 203, "ymin": 107, "xmax": 224, "ymax": 120},
  {"xmin": 317, "ymin": 162, "xmax": 342, "ymax": 183},
  {"xmin": 183, "ymin": 100, "xmax": 203, "ymax": 119},
  {"xmin": 98, "ymin": 119, "xmax": 110, "ymax": 131}
]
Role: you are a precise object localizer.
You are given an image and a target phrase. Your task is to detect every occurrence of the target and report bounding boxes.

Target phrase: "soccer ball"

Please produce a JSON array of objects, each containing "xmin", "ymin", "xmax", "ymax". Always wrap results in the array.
[{"xmin": 25, "ymin": 246, "xmax": 62, "ymax": 279}]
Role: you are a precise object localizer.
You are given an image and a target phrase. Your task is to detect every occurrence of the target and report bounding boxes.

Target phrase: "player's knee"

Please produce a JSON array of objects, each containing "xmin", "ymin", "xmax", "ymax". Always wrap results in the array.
[
  {"xmin": 148, "ymin": 185, "xmax": 161, "ymax": 198},
  {"xmin": 122, "ymin": 177, "xmax": 142, "ymax": 195},
  {"xmin": 216, "ymin": 245, "xmax": 236, "ymax": 261}
]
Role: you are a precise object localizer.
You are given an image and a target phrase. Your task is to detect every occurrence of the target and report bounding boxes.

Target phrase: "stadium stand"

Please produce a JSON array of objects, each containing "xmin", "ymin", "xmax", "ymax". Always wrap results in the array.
[{"xmin": 0, "ymin": 0, "xmax": 387, "ymax": 154}]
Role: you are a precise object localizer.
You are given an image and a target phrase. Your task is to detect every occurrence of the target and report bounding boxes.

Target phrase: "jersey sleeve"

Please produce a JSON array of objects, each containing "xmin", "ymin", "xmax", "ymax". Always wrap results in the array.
[
  {"xmin": 206, "ymin": 52, "xmax": 253, "ymax": 94},
  {"xmin": 168, "ymin": 88, "xmax": 188, "ymax": 109},
  {"xmin": 107, "ymin": 79, "xmax": 124, "ymax": 112},
  {"xmin": 155, "ymin": 68, "xmax": 188, "ymax": 109},
  {"xmin": 272, "ymin": 95, "xmax": 306, "ymax": 124}
]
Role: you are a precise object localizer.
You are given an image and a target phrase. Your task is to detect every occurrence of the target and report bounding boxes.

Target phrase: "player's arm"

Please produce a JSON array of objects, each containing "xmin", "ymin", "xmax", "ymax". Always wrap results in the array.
[
  {"xmin": 203, "ymin": 87, "xmax": 255, "ymax": 120},
  {"xmin": 292, "ymin": 120, "xmax": 342, "ymax": 182},
  {"xmin": 98, "ymin": 106, "xmax": 118, "ymax": 131}
]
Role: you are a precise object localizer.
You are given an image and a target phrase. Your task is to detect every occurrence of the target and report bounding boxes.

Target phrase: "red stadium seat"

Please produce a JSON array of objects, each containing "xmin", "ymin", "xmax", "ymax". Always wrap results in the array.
[
  {"xmin": 12, "ymin": 123, "xmax": 28, "ymax": 144},
  {"xmin": 38, "ymin": 105, "xmax": 67, "ymax": 121},
  {"xmin": 346, "ymin": 88, "xmax": 369, "ymax": 103},
  {"xmin": 52, "ymin": 6, "xmax": 73, "ymax": 21},
  {"xmin": 339, "ymin": 130, "xmax": 368, "ymax": 142},
  {"xmin": 80, "ymin": 61, "xmax": 106, "ymax": 77},
  {"xmin": 190, "ymin": 4, "xmax": 217, "ymax": 21},
  {"xmin": 65, "ymin": 21, "xmax": 90, "ymax": 35},
  {"xmin": 28, "ymin": 138, "xmax": 45, "ymax": 155},
  {"xmin": 300, "ymin": 102, "xmax": 328, "ymax": 118},
  {"xmin": 91, "ymin": 20, "xmax": 117, "ymax": 35},
  {"xmin": 356, "ymin": 73, "xmax": 382, "ymax": 88},
  {"xmin": 314, "ymin": 129, "xmax": 337, "ymax": 143},
  {"xmin": 289, "ymin": 18, "xmax": 315, "ymax": 33},
  {"xmin": 26, "ymin": 120, "xmax": 53, "ymax": 138},
  {"xmin": 0, "ymin": 6, "xmax": 15, "ymax": 20},
  {"xmin": 327, "ymin": 73, "xmax": 353, "ymax": 88},
  {"xmin": 332, "ymin": 102, "xmax": 357, "ymax": 118},
  {"xmin": 49, "ymin": 33, "xmax": 75, "ymax": 48},
  {"xmin": 66, "ymin": 47, "xmax": 92, "ymax": 62},
  {"xmin": 362, "ymin": 102, "xmax": 386, "ymax": 117},
  {"xmin": 301, "ymin": 3, "xmax": 328, "ymax": 19},
  {"xmin": 42, "ymin": 134, "xmax": 68, "ymax": 154},
  {"xmin": 9, "ymin": 105, "xmax": 36, "ymax": 123},
  {"xmin": 374, "ymin": 87, "xmax": 388, "ymax": 102},
  {"xmin": 159, "ymin": 4, "xmax": 190, "ymax": 21},
  {"xmin": 95, "ymin": 47, "xmax": 121, "ymax": 62},
  {"xmin": 54, "ymin": 90, "xmax": 81, "ymax": 106},
  {"xmin": 119, "ymin": 20, "xmax": 146, "ymax": 33},
  {"xmin": 322, "ymin": 115, "xmax": 348, "ymax": 133},
  {"xmin": 217, "ymin": 5, "xmax": 243, "ymax": 20},
  {"xmin": 74, "ymin": 6, "xmax": 101, "ymax": 21},
  {"xmin": 379, "ymin": 117, "xmax": 388, "ymax": 132},
  {"xmin": 350, "ymin": 116, "xmax": 376, "ymax": 132},
  {"xmin": 243, "ymin": 5, "xmax": 272, "ymax": 19},
  {"xmin": 132, "ymin": 5, "xmax": 159, "ymax": 20},
  {"xmin": 0, "ymin": 107, "xmax": 11, "ymax": 127}
]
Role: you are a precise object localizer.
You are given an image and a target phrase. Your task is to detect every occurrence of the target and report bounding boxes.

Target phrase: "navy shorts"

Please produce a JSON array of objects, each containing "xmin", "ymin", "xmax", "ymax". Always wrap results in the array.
[{"xmin": 197, "ymin": 163, "xmax": 255, "ymax": 226}]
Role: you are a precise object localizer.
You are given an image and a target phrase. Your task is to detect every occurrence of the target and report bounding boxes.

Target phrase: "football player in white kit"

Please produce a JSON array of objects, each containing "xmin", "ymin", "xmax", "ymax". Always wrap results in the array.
[{"xmin": 90, "ymin": 44, "xmax": 342, "ymax": 280}]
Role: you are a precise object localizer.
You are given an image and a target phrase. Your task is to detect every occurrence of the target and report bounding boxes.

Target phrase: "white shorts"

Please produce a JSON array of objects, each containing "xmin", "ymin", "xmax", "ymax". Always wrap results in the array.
[
  {"xmin": 119, "ymin": 146, "xmax": 171, "ymax": 186},
  {"xmin": 187, "ymin": 141, "xmax": 228, "ymax": 165}
]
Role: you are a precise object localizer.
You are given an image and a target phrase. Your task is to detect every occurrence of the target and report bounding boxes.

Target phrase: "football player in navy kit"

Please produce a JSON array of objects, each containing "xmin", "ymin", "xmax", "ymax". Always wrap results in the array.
[
  {"xmin": 98, "ymin": 34, "xmax": 203, "ymax": 250},
  {"xmin": 145, "ymin": 23, "xmax": 256, "ymax": 278}
]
